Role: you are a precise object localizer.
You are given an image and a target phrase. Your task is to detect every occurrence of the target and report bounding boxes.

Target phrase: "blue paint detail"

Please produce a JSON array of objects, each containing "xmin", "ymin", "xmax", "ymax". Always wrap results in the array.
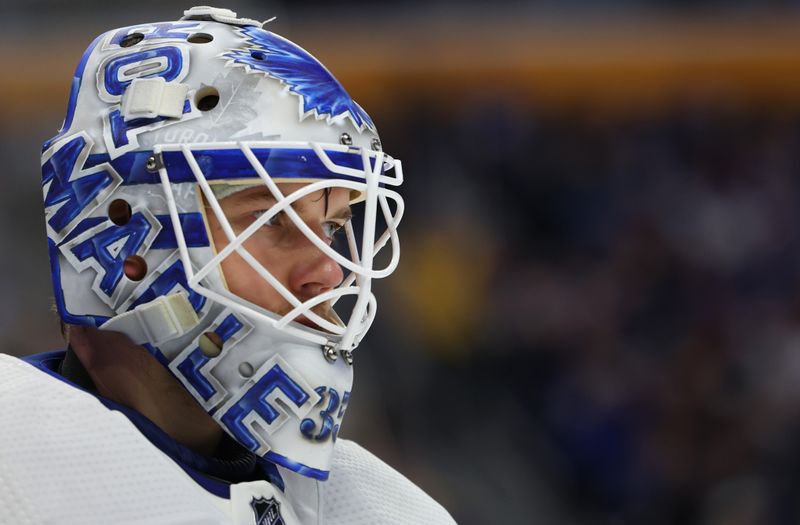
[
  {"xmin": 151, "ymin": 212, "xmax": 209, "ymax": 249},
  {"xmin": 62, "ymin": 213, "xmax": 208, "ymax": 250},
  {"xmin": 300, "ymin": 387, "xmax": 340, "ymax": 442},
  {"xmin": 176, "ymin": 349, "xmax": 218, "ymax": 401},
  {"xmin": 216, "ymin": 313, "xmax": 246, "ymax": 341},
  {"xmin": 161, "ymin": 147, "xmax": 381, "ymax": 184},
  {"xmin": 264, "ymin": 450, "xmax": 329, "ymax": 481},
  {"xmin": 69, "ymin": 212, "xmax": 153, "ymax": 297},
  {"xmin": 84, "ymin": 150, "xmax": 154, "ymax": 184},
  {"xmin": 75, "ymin": 146, "xmax": 381, "ymax": 187},
  {"xmin": 104, "ymin": 46, "xmax": 184, "ymax": 97},
  {"xmin": 220, "ymin": 363, "xmax": 311, "ymax": 453},
  {"xmin": 42, "ymin": 135, "xmax": 117, "ymax": 236},
  {"xmin": 225, "ymin": 26, "xmax": 375, "ymax": 132},
  {"xmin": 256, "ymin": 459, "xmax": 286, "ymax": 492},
  {"xmin": 108, "ymin": 100, "xmax": 191, "ymax": 149},
  {"xmin": 176, "ymin": 315, "xmax": 244, "ymax": 402},
  {"xmin": 42, "ymin": 34, "xmax": 104, "ymax": 152},
  {"xmin": 48, "ymin": 239, "xmax": 110, "ymax": 327},
  {"xmin": 109, "ymin": 22, "xmax": 200, "ymax": 46},
  {"xmin": 337, "ymin": 390, "xmax": 350, "ymax": 419},
  {"xmin": 128, "ymin": 258, "xmax": 207, "ymax": 312},
  {"xmin": 61, "ymin": 217, "xmax": 105, "ymax": 244}
]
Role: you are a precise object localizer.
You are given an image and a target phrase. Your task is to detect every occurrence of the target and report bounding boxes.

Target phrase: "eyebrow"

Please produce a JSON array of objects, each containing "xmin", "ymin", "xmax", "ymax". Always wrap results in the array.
[
  {"xmin": 235, "ymin": 190, "xmax": 275, "ymax": 206},
  {"xmin": 328, "ymin": 206, "xmax": 353, "ymax": 222},
  {"xmin": 233, "ymin": 190, "xmax": 352, "ymax": 221}
]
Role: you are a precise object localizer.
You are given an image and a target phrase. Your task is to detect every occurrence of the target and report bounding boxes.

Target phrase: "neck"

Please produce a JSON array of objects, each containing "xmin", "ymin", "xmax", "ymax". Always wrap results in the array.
[{"xmin": 67, "ymin": 326, "xmax": 223, "ymax": 456}]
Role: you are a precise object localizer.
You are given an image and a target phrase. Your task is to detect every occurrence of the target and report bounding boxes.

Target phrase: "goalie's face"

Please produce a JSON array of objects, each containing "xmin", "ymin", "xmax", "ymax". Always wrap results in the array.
[{"xmin": 206, "ymin": 183, "xmax": 352, "ymax": 331}]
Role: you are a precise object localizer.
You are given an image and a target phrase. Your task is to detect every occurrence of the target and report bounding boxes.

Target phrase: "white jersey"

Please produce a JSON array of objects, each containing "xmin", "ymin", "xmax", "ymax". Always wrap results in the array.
[{"xmin": 0, "ymin": 354, "xmax": 455, "ymax": 525}]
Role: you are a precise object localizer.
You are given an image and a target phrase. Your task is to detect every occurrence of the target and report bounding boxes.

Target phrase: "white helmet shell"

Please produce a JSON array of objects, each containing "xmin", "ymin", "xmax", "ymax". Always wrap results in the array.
[{"xmin": 41, "ymin": 6, "xmax": 403, "ymax": 479}]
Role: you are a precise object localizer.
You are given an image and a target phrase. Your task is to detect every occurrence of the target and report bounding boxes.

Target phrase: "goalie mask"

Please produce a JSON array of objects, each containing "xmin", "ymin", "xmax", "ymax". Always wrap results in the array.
[{"xmin": 41, "ymin": 6, "xmax": 403, "ymax": 480}]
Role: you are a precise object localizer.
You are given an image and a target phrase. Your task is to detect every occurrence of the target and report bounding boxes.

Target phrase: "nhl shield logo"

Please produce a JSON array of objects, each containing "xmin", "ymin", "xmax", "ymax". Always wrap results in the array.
[{"xmin": 250, "ymin": 496, "xmax": 285, "ymax": 525}]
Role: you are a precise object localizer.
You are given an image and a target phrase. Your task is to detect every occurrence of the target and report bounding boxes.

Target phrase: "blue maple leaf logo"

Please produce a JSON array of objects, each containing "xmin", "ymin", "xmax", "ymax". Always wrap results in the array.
[{"xmin": 223, "ymin": 26, "xmax": 376, "ymax": 133}]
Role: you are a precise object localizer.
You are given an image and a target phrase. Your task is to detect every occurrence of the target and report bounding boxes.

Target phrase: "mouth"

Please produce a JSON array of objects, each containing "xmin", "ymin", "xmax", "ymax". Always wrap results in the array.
[
  {"xmin": 276, "ymin": 304, "xmax": 342, "ymax": 332},
  {"xmin": 294, "ymin": 310, "xmax": 343, "ymax": 331}
]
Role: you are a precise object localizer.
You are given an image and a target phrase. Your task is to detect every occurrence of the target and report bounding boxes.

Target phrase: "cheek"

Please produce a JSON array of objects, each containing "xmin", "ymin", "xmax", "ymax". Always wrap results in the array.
[
  {"xmin": 240, "ymin": 233, "xmax": 284, "ymax": 273},
  {"xmin": 218, "ymin": 232, "xmax": 291, "ymax": 306}
]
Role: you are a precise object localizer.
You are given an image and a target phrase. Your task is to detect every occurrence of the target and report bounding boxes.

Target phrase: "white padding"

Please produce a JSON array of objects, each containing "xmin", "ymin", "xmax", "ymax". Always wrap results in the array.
[
  {"xmin": 181, "ymin": 6, "xmax": 261, "ymax": 27},
  {"xmin": 322, "ymin": 439, "xmax": 457, "ymax": 524},
  {"xmin": 121, "ymin": 78, "xmax": 189, "ymax": 121},
  {"xmin": 101, "ymin": 294, "xmax": 199, "ymax": 345}
]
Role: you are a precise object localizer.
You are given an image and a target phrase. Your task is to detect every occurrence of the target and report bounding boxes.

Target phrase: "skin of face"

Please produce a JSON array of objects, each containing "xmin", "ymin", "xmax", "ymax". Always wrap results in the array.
[{"xmin": 204, "ymin": 182, "xmax": 352, "ymax": 329}]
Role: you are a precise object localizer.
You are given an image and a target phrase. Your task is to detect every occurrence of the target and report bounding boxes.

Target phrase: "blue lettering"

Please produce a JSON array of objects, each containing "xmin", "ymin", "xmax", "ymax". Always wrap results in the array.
[
  {"xmin": 300, "ymin": 387, "xmax": 349, "ymax": 443},
  {"xmin": 128, "ymin": 258, "xmax": 206, "ymax": 313},
  {"xmin": 176, "ymin": 315, "xmax": 243, "ymax": 402},
  {"xmin": 103, "ymin": 46, "xmax": 185, "ymax": 98},
  {"xmin": 69, "ymin": 212, "xmax": 154, "ymax": 297},
  {"xmin": 42, "ymin": 134, "xmax": 120, "ymax": 239},
  {"xmin": 221, "ymin": 364, "xmax": 311, "ymax": 453},
  {"xmin": 109, "ymin": 22, "xmax": 200, "ymax": 47}
]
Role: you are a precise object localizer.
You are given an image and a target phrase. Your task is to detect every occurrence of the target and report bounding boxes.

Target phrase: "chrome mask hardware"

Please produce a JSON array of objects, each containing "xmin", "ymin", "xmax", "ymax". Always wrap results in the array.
[
  {"xmin": 145, "ymin": 154, "xmax": 163, "ymax": 172},
  {"xmin": 339, "ymin": 132, "xmax": 353, "ymax": 146},
  {"xmin": 370, "ymin": 138, "xmax": 382, "ymax": 151},
  {"xmin": 322, "ymin": 343, "xmax": 338, "ymax": 363},
  {"xmin": 340, "ymin": 349, "xmax": 353, "ymax": 365}
]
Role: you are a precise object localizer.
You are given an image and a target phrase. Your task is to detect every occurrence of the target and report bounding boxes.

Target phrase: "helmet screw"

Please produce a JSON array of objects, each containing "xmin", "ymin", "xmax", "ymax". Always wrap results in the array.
[
  {"xmin": 322, "ymin": 343, "xmax": 338, "ymax": 363},
  {"xmin": 340, "ymin": 349, "xmax": 354, "ymax": 365},
  {"xmin": 370, "ymin": 138, "xmax": 382, "ymax": 151},
  {"xmin": 339, "ymin": 132, "xmax": 353, "ymax": 146},
  {"xmin": 145, "ymin": 156, "xmax": 159, "ymax": 172},
  {"xmin": 238, "ymin": 362, "xmax": 255, "ymax": 378}
]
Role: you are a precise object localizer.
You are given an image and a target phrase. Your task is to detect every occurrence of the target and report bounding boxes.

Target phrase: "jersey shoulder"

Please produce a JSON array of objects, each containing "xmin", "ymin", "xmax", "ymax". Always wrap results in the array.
[
  {"xmin": 0, "ymin": 353, "xmax": 230, "ymax": 525},
  {"xmin": 322, "ymin": 438, "xmax": 456, "ymax": 525}
]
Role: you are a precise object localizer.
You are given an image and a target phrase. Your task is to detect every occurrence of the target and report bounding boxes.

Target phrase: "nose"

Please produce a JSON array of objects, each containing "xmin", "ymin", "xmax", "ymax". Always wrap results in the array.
[{"xmin": 288, "ymin": 240, "xmax": 344, "ymax": 301}]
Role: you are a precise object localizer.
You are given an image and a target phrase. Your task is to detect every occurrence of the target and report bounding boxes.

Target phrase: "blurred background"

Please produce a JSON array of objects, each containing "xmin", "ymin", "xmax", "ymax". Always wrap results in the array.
[{"xmin": 4, "ymin": 1, "xmax": 800, "ymax": 524}]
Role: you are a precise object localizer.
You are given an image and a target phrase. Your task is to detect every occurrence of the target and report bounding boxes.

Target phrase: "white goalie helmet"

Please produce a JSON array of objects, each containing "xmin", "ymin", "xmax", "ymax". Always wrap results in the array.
[{"xmin": 42, "ymin": 6, "xmax": 403, "ymax": 479}]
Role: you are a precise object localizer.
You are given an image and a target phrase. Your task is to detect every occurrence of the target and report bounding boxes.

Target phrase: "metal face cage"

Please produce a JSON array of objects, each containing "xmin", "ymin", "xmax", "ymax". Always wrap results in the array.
[{"xmin": 155, "ymin": 140, "xmax": 404, "ymax": 351}]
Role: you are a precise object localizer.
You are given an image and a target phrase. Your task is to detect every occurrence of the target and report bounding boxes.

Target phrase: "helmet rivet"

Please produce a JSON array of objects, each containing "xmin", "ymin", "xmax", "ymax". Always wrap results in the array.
[
  {"xmin": 322, "ymin": 343, "xmax": 338, "ymax": 363},
  {"xmin": 339, "ymin": 132, "xmax": 353, "ymax": 146},
  {"xmin": 145, "ymin": 156, "xmax": 158, "ymax": 172},
  {"xmin": 370, "ymin": 138, "xmax": 382, "ymax": 151},
  {"xmin": 238, "ymin": 362, "xmax": 255, "ymax": 377},
  {"xmin": 340, "ymin": 349, "xmax": 354, "ymax": 366}
]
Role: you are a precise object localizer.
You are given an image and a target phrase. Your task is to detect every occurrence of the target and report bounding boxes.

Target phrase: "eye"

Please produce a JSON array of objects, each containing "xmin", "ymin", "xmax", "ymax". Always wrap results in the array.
[
  {"xmin": 253, "ymin": 210, "xmax": 282, "ymax": 227},
  {"xmin": 323, "ymin": 221, "xmax": 345, "ymax": 240}
]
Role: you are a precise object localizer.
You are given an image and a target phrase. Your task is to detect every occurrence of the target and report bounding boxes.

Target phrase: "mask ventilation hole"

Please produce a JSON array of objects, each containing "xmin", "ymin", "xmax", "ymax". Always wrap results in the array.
[
  {"xmin": 187, "ymin": 33, "xmax": 214, "ymax": 44},
  {"xmin": 108, "ymin": 199, "xmax": 132, "ymax": 226},
  {"xmin": 238, "ymin": 362, "xmax": 254, "ymax": 378},
  {"xmin": 199, "ymin": 332, "xmax": 223, "ymax": 357},
  {"xmin": 123, "ymin": 256, "xmax": 148, "ymax": 281},
  {"xmin": 250, "ymin": 50, "xmax": 266, "ymax": 60},
  {"xmin": 195, "ymin": 87, "xmax": 219, "ymax": 111},
  {"xmin": 120, "ymin": 33, "xmax": 144, "ymax": 48}
]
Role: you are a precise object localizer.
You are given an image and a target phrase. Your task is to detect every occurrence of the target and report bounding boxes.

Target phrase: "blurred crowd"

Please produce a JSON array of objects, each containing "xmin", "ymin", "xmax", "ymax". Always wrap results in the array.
[
  {"xmin": 4, "ymin": 2, "xmax": 800, "ymax": 524},
  {"xmin": 6, "ymin": 92, "xmax": 800, "ymax": 525},
  {"xmin": 352, "ymin": 99, "xmax": 800, "ymax": 524}
]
